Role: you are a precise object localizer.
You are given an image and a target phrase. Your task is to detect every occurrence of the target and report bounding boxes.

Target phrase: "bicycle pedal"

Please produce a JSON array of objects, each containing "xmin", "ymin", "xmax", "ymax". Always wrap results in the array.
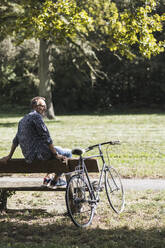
[
  {"xmin": 93, "ymin": 185, "xmax": 104, "ymax": 192},
  {"xmin": 99, "ymin": 185, "xmax": 104, "ymax": 191}
]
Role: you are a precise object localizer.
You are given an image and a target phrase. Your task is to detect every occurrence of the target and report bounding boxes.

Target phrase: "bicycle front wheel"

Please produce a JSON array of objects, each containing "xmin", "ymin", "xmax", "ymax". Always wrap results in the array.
[
  {"xmin": 105, "ymin": 166, "xmax": 125, "ymax": 214},
  {"xmin": 65, "ymin": 174, "xmax": 95, "ymax": 227}
]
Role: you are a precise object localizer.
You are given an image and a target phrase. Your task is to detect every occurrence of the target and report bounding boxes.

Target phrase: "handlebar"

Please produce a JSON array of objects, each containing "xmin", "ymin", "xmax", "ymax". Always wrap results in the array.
[
  {"xmin": 86, "ymin": 140, "xmax": 120, "ymax": 152},
  {"xmin": 72, "ymin": 141, "xmax": 120, "ymax": 156}
]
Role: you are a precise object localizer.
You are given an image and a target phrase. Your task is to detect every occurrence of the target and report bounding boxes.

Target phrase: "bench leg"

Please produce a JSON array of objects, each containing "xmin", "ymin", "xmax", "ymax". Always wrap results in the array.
[{"xmin": 0, "ymin": 190, "xmax": 8, "ymax": 211}]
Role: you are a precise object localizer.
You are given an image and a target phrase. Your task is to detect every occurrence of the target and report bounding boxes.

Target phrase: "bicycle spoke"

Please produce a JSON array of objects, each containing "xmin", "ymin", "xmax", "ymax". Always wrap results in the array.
[
  {"xmin": 65, "ymin": 175, "xmax": 95, "ymax": 227},
  {"xmin": 105, "ymin": 166, "xmax": 125, "ymax": 214}
]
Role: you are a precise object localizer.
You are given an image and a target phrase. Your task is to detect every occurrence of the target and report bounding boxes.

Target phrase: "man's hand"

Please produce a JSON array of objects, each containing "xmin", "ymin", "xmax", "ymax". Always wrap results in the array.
[
  {"xmin": 0, "ymin": 155, "xmax": 11, "ymax": 163},
  {"xmin": 0, "ymin": 143, "xmax": 16, "ymax": 164},
  {"xmin": 55, "ymin": 154, "xmax": 68, "ymax": 164}
]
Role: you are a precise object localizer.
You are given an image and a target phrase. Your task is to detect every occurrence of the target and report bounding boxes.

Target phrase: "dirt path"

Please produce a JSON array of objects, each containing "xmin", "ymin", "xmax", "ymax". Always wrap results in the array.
[
  {"xmin": 0, "ymin": 177, "xmax": 165, "ymax": 190},
  {"xmin": 122, "ymin": 178, "xmax": 165, "ymax": 191}
]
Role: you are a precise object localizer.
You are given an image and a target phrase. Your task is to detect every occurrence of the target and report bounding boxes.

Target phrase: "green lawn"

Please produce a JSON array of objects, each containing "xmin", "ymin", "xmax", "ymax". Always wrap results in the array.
[
  {"xmin": 0, "ymin": 112, "xmax": 165, "ymax": 248},
  {"xmin": 0, "ymin": 113, "xmax": 165, "ymax": 178}
]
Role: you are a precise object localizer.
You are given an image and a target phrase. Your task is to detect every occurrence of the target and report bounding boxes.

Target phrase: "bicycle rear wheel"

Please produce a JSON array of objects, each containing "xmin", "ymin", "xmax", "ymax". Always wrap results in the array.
[
  {"xmin": 65, "ymin": 174, "xmax": 95, "ymax": 227},
  {"xmin": 105, "ymin": 166, "xmax": 125, "ymax": 214}
]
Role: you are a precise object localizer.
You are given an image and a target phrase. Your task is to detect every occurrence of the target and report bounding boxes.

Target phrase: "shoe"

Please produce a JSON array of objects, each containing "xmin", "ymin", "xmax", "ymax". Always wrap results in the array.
[
  {"xmin": 42, "ymin": 177, "xmax": 51, "ymax": 187},
  {"xmin": 50, "ymin": 178, "xmax": 67, "ymax": 188}
]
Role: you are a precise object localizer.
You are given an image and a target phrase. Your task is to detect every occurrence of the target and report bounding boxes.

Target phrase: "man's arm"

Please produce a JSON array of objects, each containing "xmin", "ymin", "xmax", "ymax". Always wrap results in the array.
[
  {"xmin": 49, "ymin": 143, "xmax": 66, "ymax": 161},
  {"xmin": 49, "ymin": 143, "xmax": 58, "ymax": 156},
  {"xmin": 0, "ymin": 143, "xmax": 17, "ymax": 163}
]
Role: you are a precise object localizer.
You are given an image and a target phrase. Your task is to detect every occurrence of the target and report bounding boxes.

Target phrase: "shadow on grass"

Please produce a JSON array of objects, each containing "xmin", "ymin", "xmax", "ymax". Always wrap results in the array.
[
  {"xmin": 0, "ymin": 208, "xmax": 54, "ymax": 220},
  {"xmin": 0, "ymin": 120, "xmax": 62, "ymax": 127},
  {"xmin": 55, "ymin": 107, "xmax": 165, "ymax": 116},
  {"xmin": 0, "ymin": 208, "xmax": 164, "ymax": 248},
  {"xmin": 0, "ymin": 123, "xmax": 18, "ymax": 127},
  {"xmin": 0, "ymin": 107, "xmax": 165, "ymax": 118}
]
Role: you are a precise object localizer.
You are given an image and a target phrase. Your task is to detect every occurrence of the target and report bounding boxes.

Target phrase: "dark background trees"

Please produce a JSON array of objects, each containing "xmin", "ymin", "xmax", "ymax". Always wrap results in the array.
[
  {"xmin": 0, "ymin": 38, "xmax": 38, "ymax": 110},
  {"xmin": 51, "ymin": 45, "xmax": 165, "ymax": 113}
]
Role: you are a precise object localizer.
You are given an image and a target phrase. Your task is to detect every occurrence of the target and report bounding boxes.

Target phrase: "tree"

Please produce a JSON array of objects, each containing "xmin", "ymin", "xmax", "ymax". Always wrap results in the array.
[
  {"xmin": 0, "ymin": 0, "xmax": 164, "ymax": 116},
  {"xmin": 39, "ymin": 39, "xmax": 55, "ymax": 119},
  {"xmin": 0, "ymin": 0, "xmax": 92, "ymax": 118}
]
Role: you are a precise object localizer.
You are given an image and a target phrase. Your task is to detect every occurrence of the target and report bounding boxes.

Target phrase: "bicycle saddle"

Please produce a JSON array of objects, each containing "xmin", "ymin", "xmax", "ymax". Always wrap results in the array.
[{"xmin": 72, "ymin": 148, "xmax": 84, "ymax": 156}]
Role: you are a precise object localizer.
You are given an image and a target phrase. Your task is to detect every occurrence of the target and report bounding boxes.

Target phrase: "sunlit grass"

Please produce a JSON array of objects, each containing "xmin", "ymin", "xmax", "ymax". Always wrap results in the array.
[{"xmin": 0, "ymin": 113, "xmax": 165, "ymax": 178}]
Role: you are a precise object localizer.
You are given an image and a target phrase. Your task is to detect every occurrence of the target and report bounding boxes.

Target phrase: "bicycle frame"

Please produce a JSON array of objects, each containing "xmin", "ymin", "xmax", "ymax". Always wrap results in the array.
[
  {"xmin": 66, "ymin": 140, "xmax": 124, "ymax": 227},
  {"xmin": 75, "ymin": 144, "xmax": 110, "ymax": 204}
]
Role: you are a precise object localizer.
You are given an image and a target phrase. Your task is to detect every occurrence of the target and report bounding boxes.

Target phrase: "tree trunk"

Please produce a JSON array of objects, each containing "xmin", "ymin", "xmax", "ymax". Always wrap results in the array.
[{"xmin": 39, "ymin": 39, "xmax": 55, "ymax": 119}]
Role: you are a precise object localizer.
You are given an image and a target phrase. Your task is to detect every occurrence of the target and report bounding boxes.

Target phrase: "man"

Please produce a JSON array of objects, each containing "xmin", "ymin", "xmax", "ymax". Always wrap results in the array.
[{"xmin": 1, "ymin": 96, "xmax": 72, "ymax": 187}]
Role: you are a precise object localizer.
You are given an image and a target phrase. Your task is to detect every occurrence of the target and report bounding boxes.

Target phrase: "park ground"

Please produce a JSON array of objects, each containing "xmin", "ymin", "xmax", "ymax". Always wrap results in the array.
[{"xmin": 0, "ymin": 111, "xmax": 165, "ymax": 247}]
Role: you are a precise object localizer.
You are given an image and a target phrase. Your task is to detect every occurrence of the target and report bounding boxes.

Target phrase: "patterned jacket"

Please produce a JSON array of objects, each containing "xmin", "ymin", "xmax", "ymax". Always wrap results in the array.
[{"xmin": 13, "ymin": 110, "xmax": 53, "ymax": 163}]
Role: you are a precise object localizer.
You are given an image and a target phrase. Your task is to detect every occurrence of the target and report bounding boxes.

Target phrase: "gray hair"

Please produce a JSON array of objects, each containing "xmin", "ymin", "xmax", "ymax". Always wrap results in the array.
[{"xmin": 31, "ymin": 96, "xmax": 45, "ymax": 108}]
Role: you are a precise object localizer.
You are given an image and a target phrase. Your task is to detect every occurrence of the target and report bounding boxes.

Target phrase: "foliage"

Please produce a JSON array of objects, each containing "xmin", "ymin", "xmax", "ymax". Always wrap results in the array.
[
  {"xmin": 0, "ymin": 0, "xmax": 164, "ymax": 58},
  {"xmin": 82, "ymin": 0, "xmax": 165, "ymax": 59},
  {"xmin": 51, "ymin": 44, "xmax": 165, "ymax": 113},
  {"xmin": 0, "ymin": 39, "xmax": 38, "ymax": 105},
  {"xmin": 0, "ymin": 0, "xmax": 93, "ymax": 43}
]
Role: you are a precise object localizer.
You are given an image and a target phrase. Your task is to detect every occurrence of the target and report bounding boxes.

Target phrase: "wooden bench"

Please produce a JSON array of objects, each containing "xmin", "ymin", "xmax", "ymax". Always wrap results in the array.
[{"xmin": 0, "ymin": 158, "xmax": 99, "ymax": 211}]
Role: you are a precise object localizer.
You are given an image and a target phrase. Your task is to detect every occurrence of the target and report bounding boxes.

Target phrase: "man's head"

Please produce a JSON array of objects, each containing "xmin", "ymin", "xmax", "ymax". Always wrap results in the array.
[{"xmin": 31, "ymin": 96, "xmax": 47, "ymax": 115}]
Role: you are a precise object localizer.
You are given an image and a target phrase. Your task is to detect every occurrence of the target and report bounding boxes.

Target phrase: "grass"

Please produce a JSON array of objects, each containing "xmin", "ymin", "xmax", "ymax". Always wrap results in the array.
[
  {"xmin": 0, "ymin": 190, "xmax": 165, "ymax": 248},
  {"xmin": 0, "ymin": 112, "xmax": 165, "ymax": 178},
  {"xmin": 0, "ymin": 111, "xmax": 165, "ymax": 247}
]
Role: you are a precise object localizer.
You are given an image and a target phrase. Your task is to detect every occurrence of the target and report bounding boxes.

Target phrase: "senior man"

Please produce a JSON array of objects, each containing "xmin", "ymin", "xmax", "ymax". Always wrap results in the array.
[{"xmin": 1, "ymin": 96, "xmax": 72, "ymax": 187}]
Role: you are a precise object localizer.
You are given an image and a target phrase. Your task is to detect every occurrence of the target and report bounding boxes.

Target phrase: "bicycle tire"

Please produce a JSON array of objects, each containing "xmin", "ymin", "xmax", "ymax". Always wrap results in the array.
[
  {"xmin": 65, "ymin": 174, "xmax": 95, "ymax": 227},
  {"xmin": 105, "ymin": 166, "xmax": 125, "ymax": 214}
]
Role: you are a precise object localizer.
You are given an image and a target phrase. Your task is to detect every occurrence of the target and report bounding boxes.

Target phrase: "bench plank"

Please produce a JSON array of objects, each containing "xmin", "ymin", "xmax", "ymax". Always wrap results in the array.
[
  {"xmin": 0, "ymin": 159, "xmax": 99, "ymax": 211},
  {"xmin": 0, "ymin": 158, "xmax": 99, "ymax": 174}
]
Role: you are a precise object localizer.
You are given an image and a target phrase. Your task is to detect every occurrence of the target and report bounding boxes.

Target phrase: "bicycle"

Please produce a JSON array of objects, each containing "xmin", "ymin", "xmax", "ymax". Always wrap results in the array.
[{"xmin": 65, "ymin": 141, "xmax": 125, "ymax": 227}]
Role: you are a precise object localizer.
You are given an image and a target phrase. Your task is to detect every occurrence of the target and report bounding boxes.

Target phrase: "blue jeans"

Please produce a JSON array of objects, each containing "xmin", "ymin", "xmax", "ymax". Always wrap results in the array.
[
  {"xmin": 54, "ymin": 146, "xmax": 72, "ymax": 158},
  {"xmin": 54, "ymin": 146, "xmax": 72, "ymax": 177}
]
